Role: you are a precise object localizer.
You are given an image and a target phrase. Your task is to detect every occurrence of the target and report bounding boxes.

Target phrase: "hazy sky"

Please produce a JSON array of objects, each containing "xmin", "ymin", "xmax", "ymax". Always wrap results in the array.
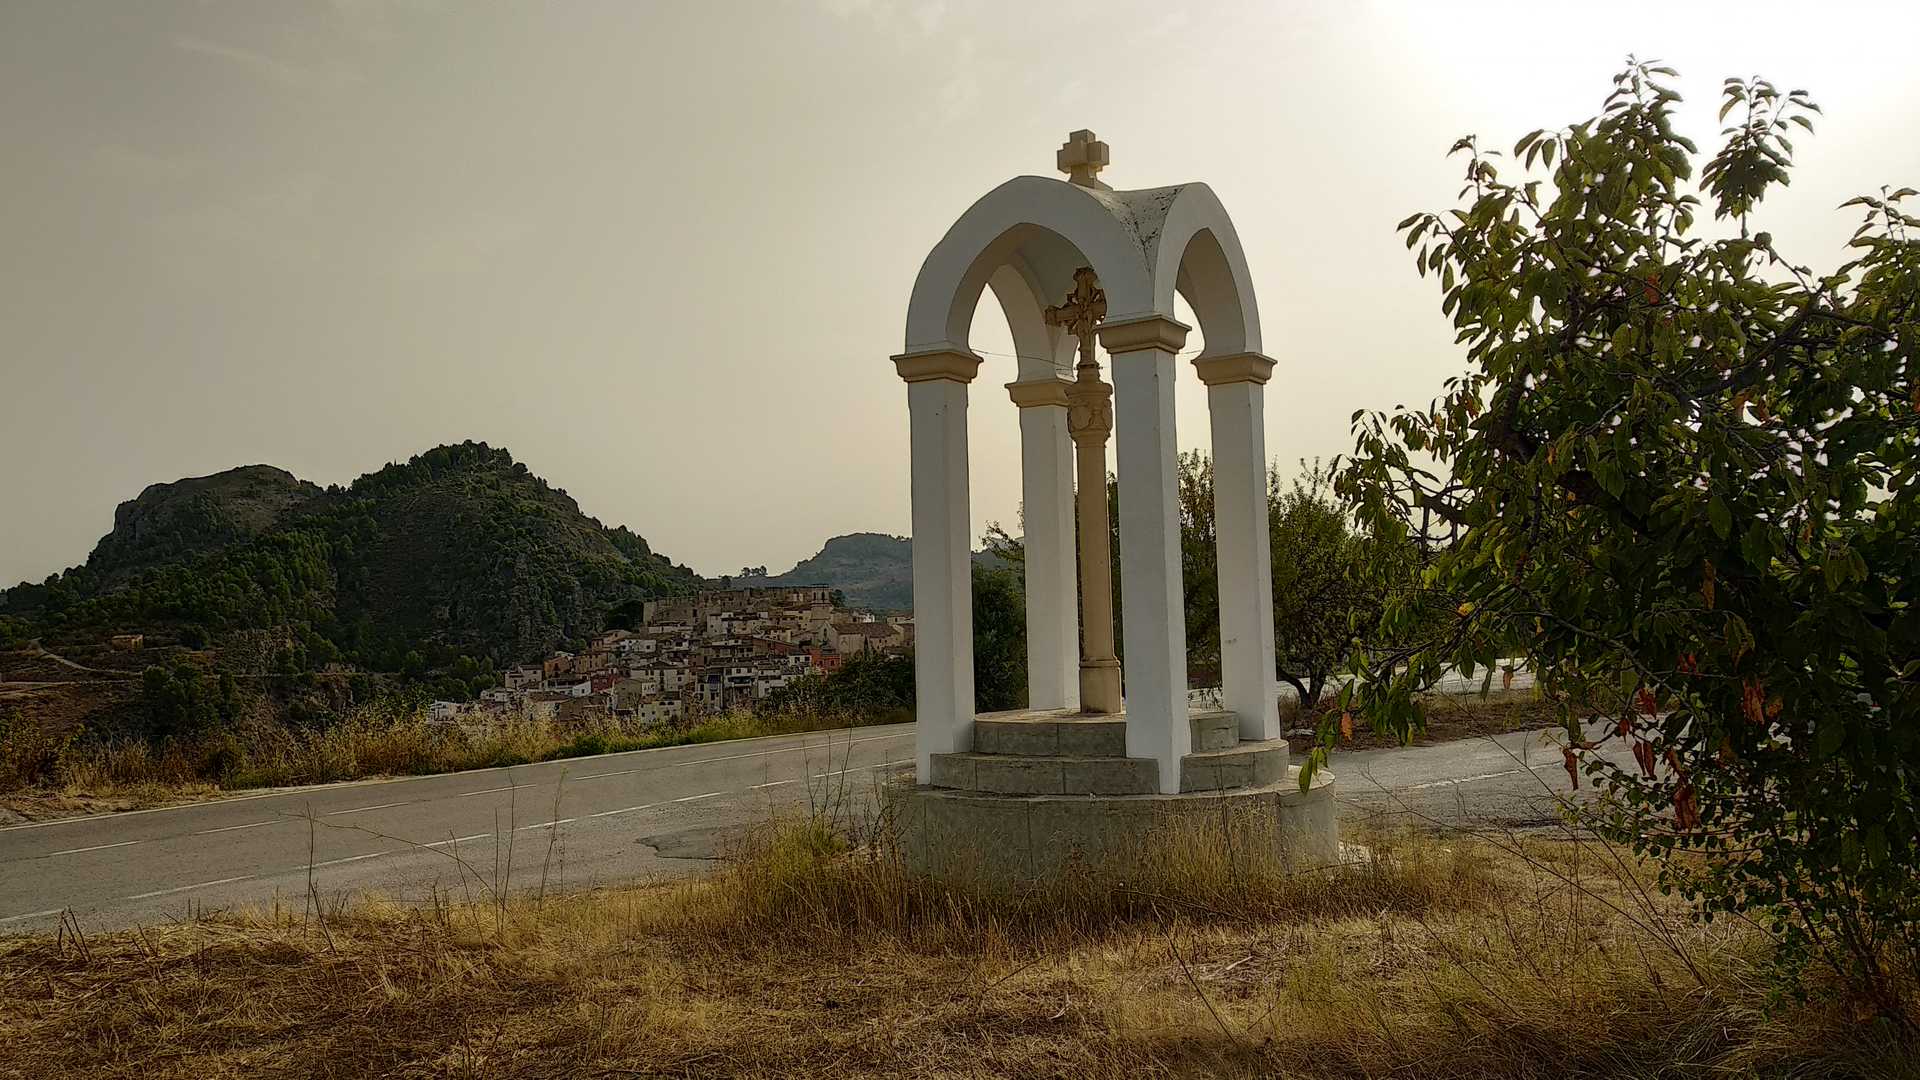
[{"xmin": 4, "ymin": 1, "xmax": 1917, "ymax": 586}]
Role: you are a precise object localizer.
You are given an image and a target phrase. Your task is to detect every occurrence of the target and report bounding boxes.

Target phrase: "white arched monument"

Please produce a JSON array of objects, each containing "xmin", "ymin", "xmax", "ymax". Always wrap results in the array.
[{"xmin": 891, "ymin": 133, "xmax": 1335, "ymax": 881}]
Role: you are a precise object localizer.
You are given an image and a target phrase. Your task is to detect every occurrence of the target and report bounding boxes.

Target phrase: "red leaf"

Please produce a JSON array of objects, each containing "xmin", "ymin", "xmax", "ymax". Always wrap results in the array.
[
  {"xmin": 1633, "ymin": 740, "xmax": 1657, "ymax": 779},
  {"xmin": 1563, "ymin": 747, "xmax": 1580, "ymax": 790},
  {"xmin": 1741, "ymin": 678, "xmax": 1767, "ymax": 726},
  {"xmin": 1673, "ymin": 779, "xmax": 1700, "ymax": 830}
]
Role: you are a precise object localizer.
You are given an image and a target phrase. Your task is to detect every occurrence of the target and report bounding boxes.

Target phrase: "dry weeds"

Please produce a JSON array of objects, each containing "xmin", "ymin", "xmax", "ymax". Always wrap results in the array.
[
  {"xmin": 0, "ymin": 820, "xmax": 1911, "ymax": 1079},
  {"xmin": 0, "ymin": 706, "xmax": 873, "ymax": 821}
]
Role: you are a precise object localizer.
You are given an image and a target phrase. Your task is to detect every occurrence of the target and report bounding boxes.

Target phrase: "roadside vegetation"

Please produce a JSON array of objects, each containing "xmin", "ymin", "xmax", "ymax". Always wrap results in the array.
[
  {"xmin": 0, "ymin": 807, "xmax": 1911, "ymax": 1078},
  {"xmin": 1337, "ymin": 63, "xmax": 1920, "ymax": 1028},
  {"xmin": 0, "ymin": 691, "xmax": 901, "ymax": 819}
]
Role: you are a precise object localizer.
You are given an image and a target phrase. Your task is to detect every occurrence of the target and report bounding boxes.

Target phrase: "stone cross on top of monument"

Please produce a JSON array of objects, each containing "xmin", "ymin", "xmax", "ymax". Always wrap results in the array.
[
  {"xmin": 1043, "ymin": 267, "xmax": 1106, "ymax": 350},
  {"xmin": 1056, "ymin": 129, "xmax": 1110, "ymax": 190}
]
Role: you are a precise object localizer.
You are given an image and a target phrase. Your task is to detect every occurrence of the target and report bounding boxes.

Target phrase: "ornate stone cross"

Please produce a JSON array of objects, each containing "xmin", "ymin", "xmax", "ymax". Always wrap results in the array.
[
  {"xmin": 1044, "ymin": 266, "xmax": 1122, "ymax": 713},
  {"xmin": 1044, "ymin": 266, "xmax": 1107, "ymax": 373},
  {"xmin": 1056, "ymin": 129, "xmax": 1110, "ymax": 190}
]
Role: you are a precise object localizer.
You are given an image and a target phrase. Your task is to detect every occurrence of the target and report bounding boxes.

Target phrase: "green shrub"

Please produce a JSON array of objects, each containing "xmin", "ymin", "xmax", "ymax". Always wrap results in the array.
[{"xmin": 1338, "ymin": 62, "xmax": 1920, "ymax": 1019}]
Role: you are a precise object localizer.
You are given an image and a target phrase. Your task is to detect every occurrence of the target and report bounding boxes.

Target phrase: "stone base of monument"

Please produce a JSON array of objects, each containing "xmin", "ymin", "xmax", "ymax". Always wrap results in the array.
[{"xmin": 888, "ymin": 707, "xmax": 1338, "ymax": 886}]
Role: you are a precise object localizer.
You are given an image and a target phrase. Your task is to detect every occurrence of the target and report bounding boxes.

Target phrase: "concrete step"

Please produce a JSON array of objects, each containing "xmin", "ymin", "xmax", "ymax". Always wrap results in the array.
[
  {"xmin": 1179, "ymin": 740, "xmax": 1289, "ymax": 793},
  {"xmin": 1188, "ymin": 709, "xmax": 1239, "ymax": 752},
  {"xmin": 928, "ymin": 752, "xmax": 1158, "ymax": 796},
  {"xmin": 972, "ymin": 715, "xmax": 1126, "ymax": 757},
  {"xmin": 972, "ymin": 708, "xmax": 1241, "ymax": 757}
]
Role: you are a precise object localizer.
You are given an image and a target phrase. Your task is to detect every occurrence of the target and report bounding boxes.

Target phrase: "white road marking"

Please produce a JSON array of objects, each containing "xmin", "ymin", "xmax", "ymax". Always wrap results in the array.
[
  {"xmin": 680, "ymin": 732, "xmax": 906, "ymax": 767},
  {"xmin": 1401, "ymin": 761, "xmax": 1561, "ymax": 791},
  {"xmin": 326, "ymin": 801, "xmax": 407, "ymax": 816},
  {"xmin": 0, "ymin": 908, "xmax": 63, "ymax": 924},
  {"xmin": 462, "ymin": 733, "xmax": 908, "ymax": 791},
  {"xmin": 811, "ymin": 759, "xmax": 911, "ymax": 780},
  {"xmin": 751, "ymin": 779, "xmax": 796, "ymax": 790},
  {"xmin": 423, "ymin": 833, "xmax": 491, "ymax": 848},
  {"xmin": 125, "ymin": 875, "xmax": 253, "ymax": 900},
  {"xmin": 674, "ymin": 791, "xmax": 724, "ymax": 803},
  {"xmin": 517, "ymin": 818, "xmax": 576, "ymax": 831},
  {"xmin": 588, "ymin": 804, "xmax": 656, "ymax": 818},
  {"xmin": 308, "ymin": 851, "xmax": 389, "ymax": 868},
  {"xmin": 196, "ymin": 820, "xmax": 278, "ymax": 835},
  {"xmin": 49, "ymin": 839, "xmax": 141, "ymax": 856}
]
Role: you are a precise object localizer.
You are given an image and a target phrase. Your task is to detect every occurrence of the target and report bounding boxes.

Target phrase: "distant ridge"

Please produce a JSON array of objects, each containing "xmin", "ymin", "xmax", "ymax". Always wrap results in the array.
[
  {"xmin": 2, "ymin": 442, "xmax": 700, "ymax": 664},
  {"xmin": 735, "ymin": 532, "xmax": 1011, "ymax": 613}
]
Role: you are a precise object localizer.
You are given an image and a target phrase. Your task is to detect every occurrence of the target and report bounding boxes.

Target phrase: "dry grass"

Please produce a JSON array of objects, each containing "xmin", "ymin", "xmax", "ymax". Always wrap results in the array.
[
  {"xmin": 0, "ymin": 706, "xmax": 874, "ymax": 820},
  {"xmin": 2, "ymin": 816, "xmax": 1912, "ymax": 1079}
]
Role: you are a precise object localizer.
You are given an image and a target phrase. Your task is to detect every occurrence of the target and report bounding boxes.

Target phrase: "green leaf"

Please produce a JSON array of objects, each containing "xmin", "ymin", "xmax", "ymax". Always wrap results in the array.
[
  {"xmin": 1740, "ymin": 521, "xmax": 1772, "ymax": 567},
  {"xmin": 1815, "ymin": 720, "xmax": 1845, "ymax": 759},
  {"xmin": 1866, "ymin": 825, "xmax": 1889, "ymax": 868},
  {"xmin": 1707, "ymin": 496, "xmax": 1732, "ymax": 540},
  {"xmin": 1724, "ymin": 616, "xmax": 1754, "ymax": 664}
]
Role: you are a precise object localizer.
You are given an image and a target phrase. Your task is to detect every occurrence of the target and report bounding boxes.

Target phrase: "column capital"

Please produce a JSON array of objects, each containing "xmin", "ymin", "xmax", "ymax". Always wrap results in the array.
[
  {"xmin": 893, "ymin": 348, "xmax": 982, "ymax": 384},
  {"xmin": 1066, "ymin": 377, "xmax": 1114, "ymax": 445},
  {"xmin": 1004, "ymin": 376, "xmax": 1071, "ymax": 408},
  {"xmin": 1192, "ymin": 352, "xmax": 1277, "ymax": 386},
  {"xmin": 1098, "ymin": 314, "xmax": 1190, "ymax": 354}
]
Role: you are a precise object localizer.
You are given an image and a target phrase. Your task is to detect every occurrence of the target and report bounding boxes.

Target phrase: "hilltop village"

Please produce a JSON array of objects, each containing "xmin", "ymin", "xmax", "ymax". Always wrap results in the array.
[{"xmin": 430, "ymin": 586, "xmax": 913, "ymax": 726}]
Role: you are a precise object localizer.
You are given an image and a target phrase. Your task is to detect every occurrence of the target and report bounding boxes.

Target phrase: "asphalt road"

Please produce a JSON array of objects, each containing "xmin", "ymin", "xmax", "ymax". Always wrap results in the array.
[{"xmin": 0, "ymin": 720, "xmax": 1627, "ymax": 936}]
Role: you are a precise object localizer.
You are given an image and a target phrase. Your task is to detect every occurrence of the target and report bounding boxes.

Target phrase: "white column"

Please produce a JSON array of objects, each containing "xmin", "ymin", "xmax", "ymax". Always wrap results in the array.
[
  {"xmin": 1007, "ymin": 378, "xmax": 1079, "ymax": 712},
  {"xmin": 1100, "ymin": 315, "xmax": 1192, "ymax": 793},
  {"xmin": 895, "ymin": 349, "xmax": 982, "ymax": 782},
  {"xmin": 1195, "ymin": 353, "xmax": 1281, "ymax": 745}
]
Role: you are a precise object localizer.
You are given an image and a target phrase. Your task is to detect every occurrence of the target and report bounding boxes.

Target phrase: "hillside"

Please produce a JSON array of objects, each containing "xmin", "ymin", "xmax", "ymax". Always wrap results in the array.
[
  {"xmin": 1, "ymin": 443, "xmax": 699, "ymax": 665},
  {"xmin": 738, "ymin": 533, "xmax": 914, "ymax": 611},
  {"xmin": 83, "ymin": 465, "xmax": 323, "ymax": 583},
  {"xmin": 739, "ymin": 532, "xmax": 1012, "ymax": 612}
]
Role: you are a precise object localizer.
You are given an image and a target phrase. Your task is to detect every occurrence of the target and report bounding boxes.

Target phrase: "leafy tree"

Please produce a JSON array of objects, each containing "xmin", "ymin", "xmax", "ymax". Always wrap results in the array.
[
  {"xmin": 1337, "ymin": 61, "xmax": 1918, "ymax": 1012},
  {"xmin": 1268, "ymin": 462, "xmax": 1405, "ymax": 709},
  {"xmin": 971, "ymin": 561, "xmax": 1027, "ymax": 712},
  {"xmin": 1177, "ymin": 453, "xmax": 1221, "ymax": 684},
  {"xmin": 140, "ymin": 662, "xmax": 231, "ymax": 741},
  {"xmin": 1162, "ymin": 454, "xmax": 1404, "ymax": 708}
]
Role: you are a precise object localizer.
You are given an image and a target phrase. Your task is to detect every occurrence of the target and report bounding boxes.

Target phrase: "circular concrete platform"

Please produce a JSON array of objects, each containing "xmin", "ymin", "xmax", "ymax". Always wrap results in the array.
[{"xmin": 890, "ymin": 764, "xmax": 1337, "ymax": 887}]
